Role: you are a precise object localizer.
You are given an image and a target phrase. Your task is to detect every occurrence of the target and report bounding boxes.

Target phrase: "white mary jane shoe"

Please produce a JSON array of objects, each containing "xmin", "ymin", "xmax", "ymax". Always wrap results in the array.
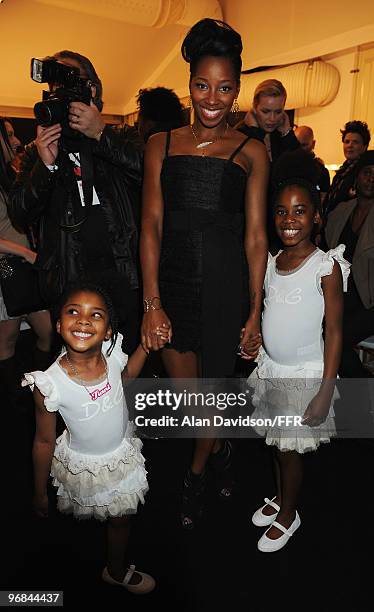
[
  {"xmin": 252, "ymin": 496, "xmax": 280, "ymax": 527},
  {"xmin": 102, "ymin": 565, "xmax": 156, "ymax": 594},
  {"xmin": 257, "ymin": 511, "xmax": 301, "ymax": 552}
]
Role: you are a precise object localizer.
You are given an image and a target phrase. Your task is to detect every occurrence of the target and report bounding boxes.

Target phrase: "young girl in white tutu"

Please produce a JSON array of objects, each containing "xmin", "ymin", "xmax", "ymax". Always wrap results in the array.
[
  {"xmin": 24, "ymin": 282, "xmax": 169, "ymax": 593},
  {"xmin": 247, "ymin": 151, "xmax": 350, "ymax": 552}
]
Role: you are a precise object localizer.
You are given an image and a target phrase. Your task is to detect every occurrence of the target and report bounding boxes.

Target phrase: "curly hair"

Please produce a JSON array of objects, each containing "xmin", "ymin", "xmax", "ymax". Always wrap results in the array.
[
  {"xmin": 136, "ymin": 87, "xmax": 184, "ymax": 128},
  {"xmin": 340, "ymin": 120, "xmax": 371, "ymax": 147}
]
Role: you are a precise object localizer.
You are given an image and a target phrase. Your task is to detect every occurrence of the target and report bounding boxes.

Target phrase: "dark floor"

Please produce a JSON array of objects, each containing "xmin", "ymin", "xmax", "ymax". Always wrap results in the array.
[{"xmin": 2, "ymin": 331, "xmax": 374, "ymax": 611}]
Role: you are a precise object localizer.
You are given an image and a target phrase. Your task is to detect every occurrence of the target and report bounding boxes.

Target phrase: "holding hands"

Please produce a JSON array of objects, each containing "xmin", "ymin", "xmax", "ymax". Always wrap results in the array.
[
  {"xmin": 141, "ymin": 304, "xmax": 172, "ymax": 354},
  {"xmin": 238, "ymin": 317, "xmax": 262, "ymax": 360}
]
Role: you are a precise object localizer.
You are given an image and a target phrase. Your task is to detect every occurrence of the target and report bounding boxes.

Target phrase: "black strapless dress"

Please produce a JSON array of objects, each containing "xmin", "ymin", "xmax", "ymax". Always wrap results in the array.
[{"xmin": 159, "ymin": 132, "xmax": 250, "ymax": 377}]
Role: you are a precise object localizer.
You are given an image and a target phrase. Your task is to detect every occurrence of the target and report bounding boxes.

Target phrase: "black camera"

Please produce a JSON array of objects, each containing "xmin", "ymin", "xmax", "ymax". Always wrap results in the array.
[{"xmin": 31, "ymin": 58, "xmax": 92, "ymax": 127}]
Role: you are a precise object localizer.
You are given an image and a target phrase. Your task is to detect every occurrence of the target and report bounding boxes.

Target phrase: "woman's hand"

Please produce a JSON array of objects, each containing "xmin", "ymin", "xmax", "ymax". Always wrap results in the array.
[
  {"xmin": 153, "ymin": 322, "xmax": 171, "ymax": 350},
  {"xmin": 244, "ymin": 109, "xmax": 259, "ymax": 128},
  {"xmin": 33, "ymin": 492, "xmax": 49, "ymax": 519},
  {"xmin": 141, "ymin": 310, "xmax": 172, "ymax": 353},
  {"xmin": 23, "ymin": 249, "xmax": 37, "ymax": 265},
  {"xmin": 277, "ymin": 111, "xmax": 291, "ymax": 136},
  {"xmin": 239, "ymin": 317, "xmax": 262, "ymax": 360},
  {"xmin": 302, "ymin": 392, "xmax": 330, "ymax": 427},
  {"xmin": 35, "ymin": 124, "xmax": 61, "ymax": 166}
]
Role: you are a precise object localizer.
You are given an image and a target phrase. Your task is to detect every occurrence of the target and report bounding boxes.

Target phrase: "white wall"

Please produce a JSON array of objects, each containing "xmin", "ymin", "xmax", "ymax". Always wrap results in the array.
[{"xmin": 295, "ymin": 49, "xmax": 358, "ymax": 166}]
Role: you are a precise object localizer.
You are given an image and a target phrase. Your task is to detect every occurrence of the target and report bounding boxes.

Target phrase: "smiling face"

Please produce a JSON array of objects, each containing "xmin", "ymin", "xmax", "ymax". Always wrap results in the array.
[
  {"xmin": 190, "ymin": 55, "xmax": 239, "ymax": 128},
  {"xmin": 254, "ymin": 94, "xmax": 285, "ymax": 133},
  {"xmin": 343, "ymin": 132, "xmax": 367, "ymax": 161},
  {"xmin": 57, "ymin": 290, "xmax": 111, "ymax": 354},
  {"xmin": 274, "ymin": 185, "xmax": 319, "ymax": 250}
]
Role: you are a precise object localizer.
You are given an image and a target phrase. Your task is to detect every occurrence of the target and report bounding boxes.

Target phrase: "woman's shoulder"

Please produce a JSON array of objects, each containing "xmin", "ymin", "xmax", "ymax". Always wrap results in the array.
[
  {"xmin": 239, "ymin": 134, "xmax": 268, "ymax": 163},
  {"xmin": 146, "ymin": 131, "xmax": 168, "ymax": 151},
  {"xmin": 146, "ymin": 126, "xmax": 191, "ymax": 158},
  {"xmin": 227, "ymin": 128, "xmax": 267, "ymax": 174}
]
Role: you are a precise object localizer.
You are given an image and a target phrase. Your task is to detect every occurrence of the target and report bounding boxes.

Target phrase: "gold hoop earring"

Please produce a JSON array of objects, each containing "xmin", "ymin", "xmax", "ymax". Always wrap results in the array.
[{"xmin": 232, "ymin": 98, "xmax": 240, "ymax": 114}]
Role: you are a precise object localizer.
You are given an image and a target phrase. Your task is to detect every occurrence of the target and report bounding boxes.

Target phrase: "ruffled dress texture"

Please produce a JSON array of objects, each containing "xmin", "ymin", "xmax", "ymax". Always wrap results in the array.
[
  {"xmin": 23, "ymin": 334, "xmax": 148, "ymax": 520},
  {"xmin": 248, "ymin": 246, "xmax": 350, "ymax": 453}
]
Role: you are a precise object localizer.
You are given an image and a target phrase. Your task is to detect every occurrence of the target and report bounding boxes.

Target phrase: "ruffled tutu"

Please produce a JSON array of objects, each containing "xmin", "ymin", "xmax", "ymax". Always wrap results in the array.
[
  {"xmin": 51, "ymin": 424, "xmax": 148, "ymax": 521},
  {"xmin": 248, "ymin": 348, "xmax": 337, "ymax": 453}
]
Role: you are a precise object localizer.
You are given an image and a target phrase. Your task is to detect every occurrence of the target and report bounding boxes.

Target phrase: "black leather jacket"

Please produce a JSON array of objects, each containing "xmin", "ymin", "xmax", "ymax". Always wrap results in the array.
[{"xmin": 8, "ymin": 125, "xmax": 143, "ymax": 302}]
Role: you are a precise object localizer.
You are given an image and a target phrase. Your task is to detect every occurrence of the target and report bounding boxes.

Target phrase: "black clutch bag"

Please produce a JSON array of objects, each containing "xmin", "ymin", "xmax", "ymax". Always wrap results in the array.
[{"xmin": 0, "ymin": 255, "xmax": 47, "ymax": 317}]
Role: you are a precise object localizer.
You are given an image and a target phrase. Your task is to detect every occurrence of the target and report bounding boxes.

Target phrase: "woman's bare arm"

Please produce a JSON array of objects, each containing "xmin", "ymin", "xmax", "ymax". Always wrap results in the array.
[{"xmin": 140, "ymin": 133, "xmax": 172, "ymax": 352}]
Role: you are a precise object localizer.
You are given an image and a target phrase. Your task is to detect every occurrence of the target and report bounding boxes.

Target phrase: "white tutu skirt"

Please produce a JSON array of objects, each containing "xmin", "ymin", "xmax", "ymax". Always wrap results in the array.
[
  {"xmin": 51, "ymin": 426, "xmax": 148, "ymax": 521},
  {"xmin": 248, "ymin": 348, "xmax": 337, "ymax": 453}
]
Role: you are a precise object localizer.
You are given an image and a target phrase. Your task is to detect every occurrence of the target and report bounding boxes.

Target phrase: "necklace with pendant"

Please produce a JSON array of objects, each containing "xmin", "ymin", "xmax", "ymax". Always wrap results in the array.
[
  {"xmin": 190, "ymin": 123, "xmax": 228, "ymax": 156},
  {"xmin": 65, "ymin": 352, "xmax": 111, "ymax": 401}
]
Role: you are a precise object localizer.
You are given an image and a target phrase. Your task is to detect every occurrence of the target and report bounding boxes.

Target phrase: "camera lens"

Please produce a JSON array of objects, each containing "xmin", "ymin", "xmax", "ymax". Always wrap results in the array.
[{"xmin": 34, "ymin": 98, "xmax": 68, "ymax": 126}]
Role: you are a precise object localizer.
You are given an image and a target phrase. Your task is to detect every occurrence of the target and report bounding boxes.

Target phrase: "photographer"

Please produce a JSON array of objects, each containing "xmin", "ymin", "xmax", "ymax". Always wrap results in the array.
[{"xmin": 9, "ymin": 51, "xmax": 143, "ymax": 353}]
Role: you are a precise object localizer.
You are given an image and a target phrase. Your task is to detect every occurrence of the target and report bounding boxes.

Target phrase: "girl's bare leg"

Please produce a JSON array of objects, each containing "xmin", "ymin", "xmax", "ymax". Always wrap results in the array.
[
  {"xmin": 265, "ymin": 449, "xmax": 303, "ymax": 539},
  {"xmin": 107, "ymin": 516, "xmax": 143, "ymax": 584}
]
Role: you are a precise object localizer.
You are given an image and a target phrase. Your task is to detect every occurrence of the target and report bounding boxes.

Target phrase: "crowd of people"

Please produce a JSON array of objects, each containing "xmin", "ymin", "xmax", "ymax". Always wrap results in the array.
[{"xmin": 1, "ymin": 16, "xmax": 373, "ymax": 593}]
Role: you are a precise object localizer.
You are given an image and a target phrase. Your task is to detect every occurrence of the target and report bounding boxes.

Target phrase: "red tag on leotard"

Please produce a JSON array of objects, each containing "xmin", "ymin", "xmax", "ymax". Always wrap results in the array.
[{"xmin": 89, "ymin": 382, "xmax": 111, "ymax": 401}]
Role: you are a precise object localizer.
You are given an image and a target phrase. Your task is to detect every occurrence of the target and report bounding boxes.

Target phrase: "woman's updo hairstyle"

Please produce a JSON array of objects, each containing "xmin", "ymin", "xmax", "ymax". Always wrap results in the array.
[
  {"xmin": 182, "ymin": 18, "xmax": 242, "ymax": 82},
  {"xmin": 272, "ymin": 149, "xmax": 322, "ymax": 213}
]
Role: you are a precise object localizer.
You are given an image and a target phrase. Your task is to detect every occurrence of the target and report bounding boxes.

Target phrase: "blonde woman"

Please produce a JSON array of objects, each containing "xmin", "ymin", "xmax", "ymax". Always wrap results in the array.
[{"xmin": 236, "ymin": 79, "xmax": 299, "ymax": 162}]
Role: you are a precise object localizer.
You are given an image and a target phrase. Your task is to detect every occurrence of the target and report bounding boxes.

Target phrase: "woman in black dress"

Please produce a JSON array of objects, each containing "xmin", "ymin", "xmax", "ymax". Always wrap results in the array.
[{"xmin": 140, "ymin": 19, "xmax": 269, "ymax": 528}]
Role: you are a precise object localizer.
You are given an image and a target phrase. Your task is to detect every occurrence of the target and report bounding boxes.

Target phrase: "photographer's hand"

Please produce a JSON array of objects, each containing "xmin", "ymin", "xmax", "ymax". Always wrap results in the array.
[
  {"xmin": 69, "ymin": 101, "xmax": 105, "ymax": 140},
  {"xmin": 35, "ymin": 124, "xmax": 61, "ymax": 166}
]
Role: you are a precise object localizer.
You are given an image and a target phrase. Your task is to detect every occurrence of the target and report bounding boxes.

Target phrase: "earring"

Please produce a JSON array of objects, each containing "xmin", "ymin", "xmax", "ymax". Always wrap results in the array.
[
  {"xmin": 187, "ymin": 95, "xmax": 192, "ymax": 109},
  {"xmin": 232, "ymin": 98, "xmax": 240, "ymax": 114}
]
